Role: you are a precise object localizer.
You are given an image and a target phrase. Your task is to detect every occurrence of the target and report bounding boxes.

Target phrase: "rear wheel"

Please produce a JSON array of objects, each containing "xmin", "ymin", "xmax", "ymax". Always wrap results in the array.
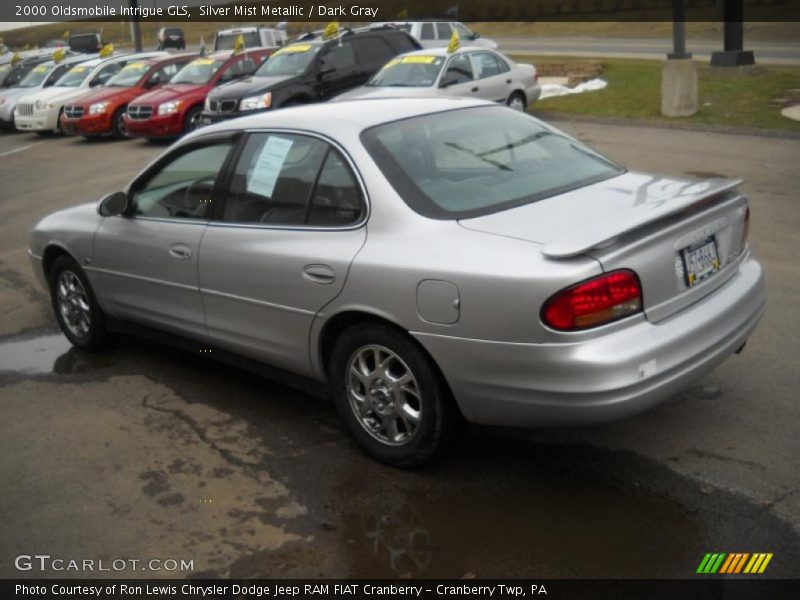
[
  {"xmin": 111, "ymin": 107, "xmax": 129, "ymax": 139},
  {"xmin": 329, "ymin": 323, "xmax": 460, "ymax": 467},
  {"xmin": 506, "ymin": 91, "xmax": 526, "ymax": 112},
  {"xmin": 48, "ymin": 256, "xmax": 111, "ymax": 351}
]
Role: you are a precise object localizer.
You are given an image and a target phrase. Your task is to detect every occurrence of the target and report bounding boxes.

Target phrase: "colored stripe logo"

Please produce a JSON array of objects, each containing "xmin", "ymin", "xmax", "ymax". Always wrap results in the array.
[{"xmin": 697, "ymin": 553, "xmax": 773, "ymax": 574}]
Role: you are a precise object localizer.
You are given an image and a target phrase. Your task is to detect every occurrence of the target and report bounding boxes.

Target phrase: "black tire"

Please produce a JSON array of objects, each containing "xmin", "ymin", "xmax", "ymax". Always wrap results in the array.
[
  {"xmin": 48, "ymin": 255, "xmax": 111, "ymax": 351},
  {"xmin": 183, "ymin": 106, "xmax": 203, "ymax": 134},
  {"xmin": 111, "ymin": 106, "xmax": 129, "ymax": 140},
  {"xmin": 329, "ymin": 323, "xmax": 460, "ymax": 468},
  {"xmin": 506, "ymin": 91, "xmax": 527, "ymax": 112}
]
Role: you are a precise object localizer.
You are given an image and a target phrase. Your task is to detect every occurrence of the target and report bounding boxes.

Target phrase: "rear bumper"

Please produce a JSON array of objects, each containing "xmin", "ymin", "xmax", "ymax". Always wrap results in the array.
[
  {"xmin": 413, "ymin": 256, "xmax": 766, "ymax": 427},
  {"xmin": 124, "ymin": 112, "xmax": 183, "ymax": 138}
]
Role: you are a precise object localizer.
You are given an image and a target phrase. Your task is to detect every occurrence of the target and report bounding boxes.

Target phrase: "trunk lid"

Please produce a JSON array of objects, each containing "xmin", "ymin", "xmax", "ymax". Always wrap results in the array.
[{"xmin": 459, "ymin": 171, "xmax": 750, "ymax": 322}]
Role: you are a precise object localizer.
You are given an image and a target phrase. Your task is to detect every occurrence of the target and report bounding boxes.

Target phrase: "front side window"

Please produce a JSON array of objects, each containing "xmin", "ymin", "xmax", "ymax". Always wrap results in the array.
[
  {"xmin": 44, "ymin": 64, "xmax": 69, "ymax": 86},
  {"xmin": 453, "ymin": 23, "xmax": 474, "ymax": 39},
  {"xmin": 147, "ymin": 62, "xmax": 182, "ymax": 87},
  {"xmin": 131, "ymin": 142, "xmax": 233, "ymax": 219},
  {"xmin": 361, "ymin": 106, "xmax": 623, "ymax": 220},
  {"xmin": 222, "ymin": 133, "xmax": 362, "ymax": 227},
  {"xmin": 89, "ymin": 62, "xmax": 123, "ymax": 86},
  {"xmin": 441, "ymin": 54, "xmax": 473, "ymax": 85},
  {"xmin": 320, "ymin": 42, "xmax": 356, "ymax": 71}
]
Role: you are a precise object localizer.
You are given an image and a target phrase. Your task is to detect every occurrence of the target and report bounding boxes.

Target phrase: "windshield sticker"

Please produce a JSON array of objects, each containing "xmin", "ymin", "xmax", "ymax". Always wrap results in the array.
[
  {"xmin": 383, "ymin": 56, "xmax": 437, "ymax": 69},
  {"xmin": 192, "ymin": 58, "xmax": 215, "ymax": 65},
  {"xmin": 33, "ymin": 66, "xmax": 48, "ymax": 73},
  {"xmin": 247, "ymin": 136, "xmax": 294, "ymax": 198},
  {"xmin": 121, "ymin": 62, "xmax": 147, "ymax": 71},
  {"xmin": 273, "ymin": 44, "xmax": 312, "ymax": 56},
  {"xmin": 70, "ymin": 66, "xmax": 87, "ymax": 73}
]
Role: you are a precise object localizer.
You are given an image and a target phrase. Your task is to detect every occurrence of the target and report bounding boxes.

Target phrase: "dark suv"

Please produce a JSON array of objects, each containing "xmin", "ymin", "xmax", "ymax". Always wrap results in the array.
[
  {"xmin": 68, "ymin": 33, "xmax": 103, "ymax": 54},
  {"xmin": 201, "ymin": 26, "xmax": 420, "ymax": 123},
  {"xmin": 157, "ymin": 28, "xmax": 186, "ymax": 50}
]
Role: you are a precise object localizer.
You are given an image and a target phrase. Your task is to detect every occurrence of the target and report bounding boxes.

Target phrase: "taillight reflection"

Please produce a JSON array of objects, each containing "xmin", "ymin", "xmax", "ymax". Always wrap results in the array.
[{"xmin": 542, "ymin": 269, "xmax": 643, "ymax": 331}]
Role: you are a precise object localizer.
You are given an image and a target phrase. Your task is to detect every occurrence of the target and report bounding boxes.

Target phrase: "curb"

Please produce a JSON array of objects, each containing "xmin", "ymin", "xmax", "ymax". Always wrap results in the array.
[{"xmin": 530, "ymin": 111, "xmax": 800, "ymax": 140}]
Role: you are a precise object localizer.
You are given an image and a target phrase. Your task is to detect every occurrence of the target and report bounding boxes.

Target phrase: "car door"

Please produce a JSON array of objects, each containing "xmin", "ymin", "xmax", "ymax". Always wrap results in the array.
[
  {"xmin": 469, "ymin": 51, "xmax": 510, "ymax": 103},
  {"xmin": 314, "ymin": 40, "xmax": 360, "ymax": 99},
  {"xmin": 92, "ymin": 136, "xmax": 236, "ymax": 339},
  {"xmin": 437, "ymin": 53, "xmax": 476, "ymax": 98},
  {"xmin": 199, "ymin": 131, "xmax": 367, "ymax": 378}
]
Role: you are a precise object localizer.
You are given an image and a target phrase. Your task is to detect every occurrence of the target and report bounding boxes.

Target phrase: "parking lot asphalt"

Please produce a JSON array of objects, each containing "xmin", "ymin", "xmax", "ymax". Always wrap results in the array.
[{"xmin": 0, "ymin": 121, "xmax": 798, "ymax": 578}]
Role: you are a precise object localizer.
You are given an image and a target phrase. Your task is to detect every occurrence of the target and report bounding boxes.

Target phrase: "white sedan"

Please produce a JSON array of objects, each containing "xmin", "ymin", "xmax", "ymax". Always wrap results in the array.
[{"xmin": 335, "ymin": 47, "xmax": 539, "ymax": 111}]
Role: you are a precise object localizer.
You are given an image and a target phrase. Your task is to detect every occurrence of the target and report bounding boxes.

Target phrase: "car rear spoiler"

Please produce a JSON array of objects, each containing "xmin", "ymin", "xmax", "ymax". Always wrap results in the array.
[{"xmin": 542, "ymin": 178, "xmax": 743, "ymax": 259}]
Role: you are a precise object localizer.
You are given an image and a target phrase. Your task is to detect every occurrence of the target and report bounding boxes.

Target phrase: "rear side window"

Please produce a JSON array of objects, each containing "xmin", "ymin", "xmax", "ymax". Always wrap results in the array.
[
  {"xmin": 353, "ymin": 37, "xmax": 395, "ymax": 67},
  {"xmin": 420, "ymin": 24, "xmax": 435, "ymax": 40},
  {"xmin": 390, "ymin": 33, "xmax": 420, "ymax": 53},
  {"xmin": 472, "ymin": 52, "xmax": 508, "ymax": 78},
  {"xmin": 222, "ymin": 133, "xmax": 363, "ymax": 227}
]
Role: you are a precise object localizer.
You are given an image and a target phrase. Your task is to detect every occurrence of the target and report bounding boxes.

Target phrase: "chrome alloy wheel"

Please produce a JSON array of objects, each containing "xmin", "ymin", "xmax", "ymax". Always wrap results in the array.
[
  {"xmin": 346, "ymin": 345, "xmax": 422, "ymax": 446},
  {"xmin": 56, "ymin": 270, "xmax": 91, "ymax": 338}
]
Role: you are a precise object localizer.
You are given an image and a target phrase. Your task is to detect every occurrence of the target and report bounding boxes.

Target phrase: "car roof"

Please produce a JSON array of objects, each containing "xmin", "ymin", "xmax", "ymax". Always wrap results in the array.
[
  {"xmin": 189, "ymin": 97, "xmax": 494, "ymax": 141},
  {"xmin": 400, "ymin": 47, "xmax": 490, "ymax": 58},
  {"xmin": 37, "ymin": 54, "xmax": 101, "ymax": 68}
]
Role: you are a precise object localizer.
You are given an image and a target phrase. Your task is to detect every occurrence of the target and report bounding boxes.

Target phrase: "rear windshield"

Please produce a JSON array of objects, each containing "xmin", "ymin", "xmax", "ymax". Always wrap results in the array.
[
  {"xmin": 361, "ymin": 106, "xmax": 623, "ymax": 220},
  {"xmin": 255, "ymin": 44, "xmax": 319, "ymax": 76},
  {"xmin": 164, "ymin": 29, "xmax": 183, "ymax": 36},
  {"xmin": 215, "ymin": 32, "xmax": 261, "ymax": 51},
  {"xmin": 55, "ymin": 64, "xmax": 93, "ymax": 87},
  {"xmin": 171, "ymin": 58, "xmax": 224, "ymax": 84},
  {"xmin": 367, "ymin": 55, "xmax": 445, "ymax": 87}
]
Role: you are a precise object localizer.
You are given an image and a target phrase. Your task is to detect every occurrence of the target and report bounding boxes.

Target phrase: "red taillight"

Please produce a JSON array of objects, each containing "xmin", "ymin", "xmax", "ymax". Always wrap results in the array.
[
  {"xmin": 542, "ymin": 269, "xmax": 643, "ymax": 331},
  {"xmin": 742, "ymin": 205, "xmax": 750, "ymax": 248}
]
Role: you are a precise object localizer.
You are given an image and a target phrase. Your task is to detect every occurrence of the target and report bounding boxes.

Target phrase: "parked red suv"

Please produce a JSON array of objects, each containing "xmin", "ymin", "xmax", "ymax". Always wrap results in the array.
[
  {"xmin": 124, "ymin": 49, "xmax": 272, "ymax": 140},
  {"xmin": 61, "ymin": 54, "xmax": 196, "ymax": 139}
]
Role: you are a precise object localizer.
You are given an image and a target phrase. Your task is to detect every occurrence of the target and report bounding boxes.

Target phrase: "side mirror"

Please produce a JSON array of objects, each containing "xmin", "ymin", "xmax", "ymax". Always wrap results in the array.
[
  {"xmin": 440, "ymin": 72, "xmax": 459, "ymax": 88},
  {"xmin": 472, "ymin": 32, "xmax": 480, "ymax": 40},
  {"xmin": 98, "ymin": 191, "xmax": 128, "ymax": 217}
]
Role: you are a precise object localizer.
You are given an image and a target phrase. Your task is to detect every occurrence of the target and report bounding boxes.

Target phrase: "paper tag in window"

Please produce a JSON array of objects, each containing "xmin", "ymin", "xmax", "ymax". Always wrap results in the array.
[{"xmin": 247, "ymin": 135, "xmax": 293, "ymax": 198}]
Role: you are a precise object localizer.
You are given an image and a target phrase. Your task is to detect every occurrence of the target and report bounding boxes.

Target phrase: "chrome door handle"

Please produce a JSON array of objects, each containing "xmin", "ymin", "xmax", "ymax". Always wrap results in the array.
[
  {"xmin": 169, "ymin": 243, "xmax": 192, "ymax": 260},
  {"xmin": 302, "ymin": 264, "xmax": 335, "ymax": 284}
]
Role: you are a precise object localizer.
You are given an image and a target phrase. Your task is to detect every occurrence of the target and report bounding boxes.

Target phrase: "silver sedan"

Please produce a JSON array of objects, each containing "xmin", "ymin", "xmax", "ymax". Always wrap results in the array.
[
  {"xmin": 334, "ymin": 47, "xmax": 540, "ymax": 111},
  {"xmin": 29, "ymin": 98, "xmax": 766, "ymax": 466}
]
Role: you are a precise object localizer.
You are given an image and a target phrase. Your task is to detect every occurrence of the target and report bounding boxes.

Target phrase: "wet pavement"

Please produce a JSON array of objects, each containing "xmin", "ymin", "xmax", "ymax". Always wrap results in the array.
[
  {"xmin": 1, "ymin": 329, "xmax": 799, "ymax": 579},
  {"xmin": 1, "ymin": 122, "xmax": 799, "ymax": 579}
]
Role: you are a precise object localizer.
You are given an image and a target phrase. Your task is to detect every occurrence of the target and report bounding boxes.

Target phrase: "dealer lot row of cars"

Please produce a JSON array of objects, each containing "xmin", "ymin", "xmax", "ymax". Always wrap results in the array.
[{"xmin": 1, "ymin": 25, "xmax": 541, "ymax": 142}]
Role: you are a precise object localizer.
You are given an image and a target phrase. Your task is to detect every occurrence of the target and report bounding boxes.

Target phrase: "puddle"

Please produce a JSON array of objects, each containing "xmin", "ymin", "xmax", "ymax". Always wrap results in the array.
[
  {"xmin": 0, "ymin": 332, "xmax": 113, "ymax": 375},
  {"xmin": 338, "ymin": 481, "xmax": 700, "ymax": 578}
]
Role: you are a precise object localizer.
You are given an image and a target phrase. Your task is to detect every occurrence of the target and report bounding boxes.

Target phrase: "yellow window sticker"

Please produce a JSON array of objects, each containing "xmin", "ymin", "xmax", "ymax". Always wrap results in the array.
[
  {"xmin": 121, "ymin": 62, "xmax": 147, "ymax": 71},
  {"xmin": 192, "ymin": 58, "xmax": 215, "ymax": 66},
  {"xmin": 401, "ymin": 55, "xmax": 437, "ymax": 64},
  {"xmin": 70, "ymin": 66, "xmax": 87, "ymax": 73},
  {"xmin": 273, "ymin": 44, "xmax": 311, "ymax": 56},
  {"xmin": 33, "ymin": 66, "xmax": 48, "ymax": 73}
]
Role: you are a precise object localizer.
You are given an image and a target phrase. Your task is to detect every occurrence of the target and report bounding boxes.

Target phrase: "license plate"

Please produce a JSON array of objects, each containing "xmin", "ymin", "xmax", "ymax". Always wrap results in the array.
[{"xmin": 681, "ymin": 237, "xmax": 720, "ymax": 286}]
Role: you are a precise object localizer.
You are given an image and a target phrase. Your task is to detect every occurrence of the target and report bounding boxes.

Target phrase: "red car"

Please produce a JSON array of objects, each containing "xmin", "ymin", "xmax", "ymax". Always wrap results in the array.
[
  {"xmin": 61, "ymin": 54, "xmax": 196, "ymax": 139},
  {"xmin": 124, "ymin": 49, "xmax": 273, "ymax": 140}
]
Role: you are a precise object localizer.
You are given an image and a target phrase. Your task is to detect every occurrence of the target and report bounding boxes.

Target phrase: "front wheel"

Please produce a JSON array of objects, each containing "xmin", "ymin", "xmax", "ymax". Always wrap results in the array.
[
  {"xmin": 49, "ymin": 256, "xmax": 111, "ymax": 351},
  {"xmin": 111, "ymin": 107, "xmax": 129, "ymax": 139},
  {"xmin": 183, "ymin": 106, "xmax": 203, "ymax": 134},
  {"xmin": 329, "ymin": 323, "xmax": 460, "ymax": 467},
  {"xmin": 506, "ymin": 91, "xmax": 527, "ymax": 112}
]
